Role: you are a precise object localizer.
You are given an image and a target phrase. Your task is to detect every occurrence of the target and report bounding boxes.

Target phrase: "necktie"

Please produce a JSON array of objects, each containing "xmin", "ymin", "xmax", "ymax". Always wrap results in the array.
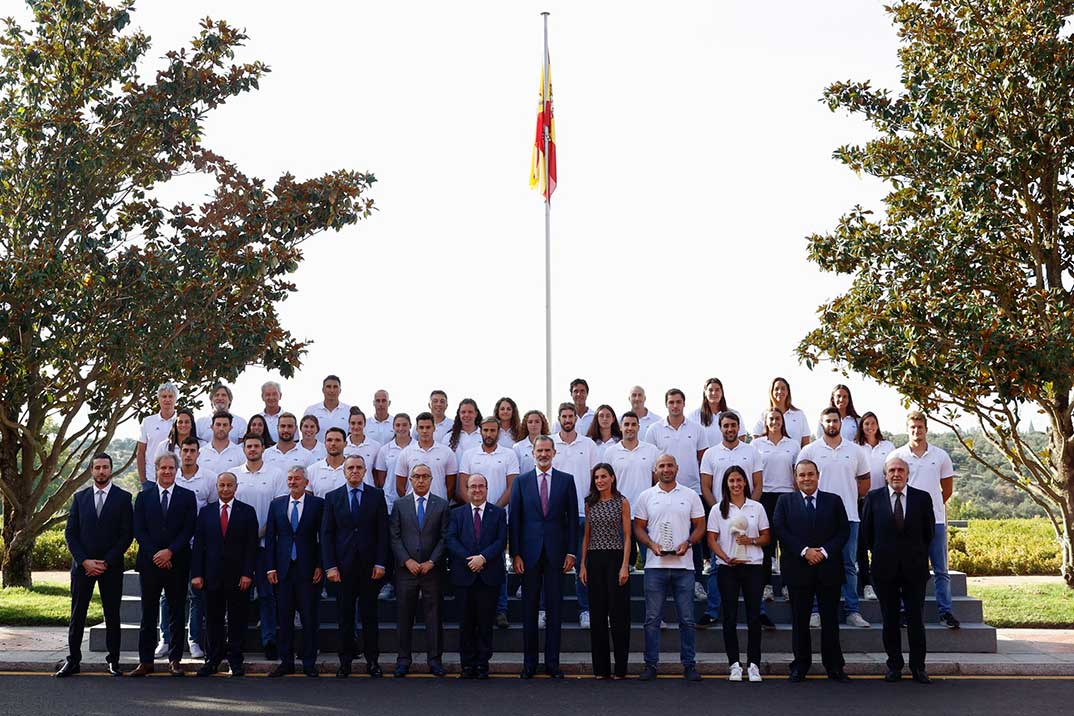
[
  {"xmin": 805, "ymin": 494, "xmax": 816, "ymax": 527},
  {"xmin": 220, "ymin": 503, "xmax": 229, "ymax": 537},
  {"xmin": 473, "ymin": 506, "xmax": 482, "ymax": 540},
  {"xmin": 95, "ymin": 490, "xmax": 105, "ymax": 517},
  {"xmin": 160, "ymin": 489, "xmax": 169, "ymax": 519},
  {"xmin": 350, "ymin": 487, "xmax": 360, "ymax": 516},
  {"xmin": 894, "ymin": 491, "xmax": 905, "ymax": 532},
  {"xmin": 416, "ymin": 496, "xmax": 426, "ymax": 529},
  {"xmin": 539, "ymin": 473, "xmax": 549, "ymax": 517},
  {"xmin": 290, "ymin": 500, "xmax": 300, "ymax": 560}
]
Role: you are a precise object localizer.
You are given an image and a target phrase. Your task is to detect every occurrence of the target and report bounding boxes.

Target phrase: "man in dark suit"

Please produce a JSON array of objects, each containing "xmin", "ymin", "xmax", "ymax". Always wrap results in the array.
[
  {"xmin": 773, "ymin": 458, "xmax": 851, "ymax": 682},
  {"xmin": 190, "ymin": 471, "xmax": 259, "ymax": 677},
  {"xmin": 860, "ymin": 455, "xmax": 936, "ymax": 684},
  {"xmin": 509, "ymin": 434, "xmax": 578, "ymax": 679},
  {"xmin": 128, "ymin": 454, "xmax": 198, "ymax": 677},
  {"xmin": 389, "ymin": 463, "xmax": 450, "ymax": 677},
  {"xmin": 447, "ymin": 473, "xmax": 508, "ymax": 679},
  {"xmin": 57, "ymin": 452, "xmax": 134, "ymax": 678},
  {"xmin": 321, "ymin": 454, "xmax": 389, "ymax": 678},
  {"xmin": 265, "ymin": 465, "xmax": 325, "ymax": 678}
]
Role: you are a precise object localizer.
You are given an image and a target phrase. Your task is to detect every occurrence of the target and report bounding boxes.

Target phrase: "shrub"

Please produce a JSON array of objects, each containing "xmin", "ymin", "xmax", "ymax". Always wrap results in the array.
[
  {"xmin": 29, "ymin": 527, "xmax": 137, "ymax": 571},
  {"xmin": 949, "ymin": 518, "xmax": 1061, "ymax": 576}
]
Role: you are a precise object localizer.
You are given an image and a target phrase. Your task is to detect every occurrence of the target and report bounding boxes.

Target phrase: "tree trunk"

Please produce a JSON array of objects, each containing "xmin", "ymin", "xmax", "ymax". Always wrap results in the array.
[
  {"xmin": 1, "ymin": 433, "xmax": 36, "ymax": 589},
  {"xmin": 1, "ymin": 497, "xmax": 34, "ymax": 589},
  {"xmin": 1062, "ymin": 478, "xmax": 1074, "ymax": 589}
]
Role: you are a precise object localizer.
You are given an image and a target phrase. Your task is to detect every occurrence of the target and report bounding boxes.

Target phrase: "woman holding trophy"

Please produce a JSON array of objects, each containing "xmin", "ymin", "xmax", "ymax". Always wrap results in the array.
[{"xmin": 707, "ymin": 465, "xmax": 770, "ymax": 683}]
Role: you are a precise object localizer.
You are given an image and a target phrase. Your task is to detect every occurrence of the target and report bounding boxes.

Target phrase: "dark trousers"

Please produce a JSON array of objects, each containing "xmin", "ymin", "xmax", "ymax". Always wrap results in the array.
[
  {"xmin": 521, "ymin": 550, "xmax": 563, "ymax": 670},
  {"xmin": 876, "ymin": 575, "xmax": 927, "ymax": 672},
  {"xmin": 205, "ymin": 582, "xmax": 250, "ymax": 669},
  {"xmin": 586, "ymin": 549, "xmax": 630, "ymax": 678},
  {"xmin": 276, "ymin": 566, "xmax": 319, "ymax": 669},
  {"xmin": 338, "ymin": 570, "xmax": 381, "ymax": 665},
  {"xmin": 457, "ymin": 582, "xmax": 498, "ymax": 672},
  {"xmin": 138, "ymin": 565, "xmax": 189, "ymax": 663},
  {"xmin": 759, "ymin": 493, "xmax": 782, "ymax": 584},
  {"xmin": 68, "ymin": 568, "xmax": 123, "ymax": 664},
  {"xmin": 856, "ymin": 498, "xmax": 872, "ymax": 590},
  {"xmin": 788, "ymin": 581, "xmax": 845, "ymax": 675},
  {"xmin": 717, "ymin": 563, "xmax": 764, "ymax": 667},
  {"xmin": 395, "ymin": 567, "xmax": 444, "ymax": 665}
]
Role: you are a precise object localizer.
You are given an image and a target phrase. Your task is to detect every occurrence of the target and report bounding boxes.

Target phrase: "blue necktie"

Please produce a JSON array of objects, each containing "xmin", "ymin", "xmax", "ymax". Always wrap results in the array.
[
  {"xmin": 350, "ymin": 487, "xmax": 360, "ymax": 516},
  {"xmin": 805, "ymin": 494, "xmax": 816, "ymax": 527},
  {"xmin": 416, "ymin": 496, "xmax": 425, "ymax": 529},
  {"xmin": 160, "ymin": 489, "xmax": 169, "ymax": 519},
  {"xmin": 290, "ymin": 500, "xmax": 300, "ymax": 561}
]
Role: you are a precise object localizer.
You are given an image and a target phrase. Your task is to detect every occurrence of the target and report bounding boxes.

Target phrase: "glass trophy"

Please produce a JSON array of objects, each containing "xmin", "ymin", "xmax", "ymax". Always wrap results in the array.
[{"xmin": 657, "ymin": 520, "xmax": 676, "ymax": 556}]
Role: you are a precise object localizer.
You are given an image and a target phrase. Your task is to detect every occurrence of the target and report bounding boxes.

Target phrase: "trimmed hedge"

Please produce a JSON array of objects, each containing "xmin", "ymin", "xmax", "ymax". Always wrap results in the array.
[
  {"xmin": 949, "ymin": 518, "xmax": 1062, "ymax": 576},
  {"xmin": 31, "ymin": 528, "xmax": 137, "ymax": 572}
]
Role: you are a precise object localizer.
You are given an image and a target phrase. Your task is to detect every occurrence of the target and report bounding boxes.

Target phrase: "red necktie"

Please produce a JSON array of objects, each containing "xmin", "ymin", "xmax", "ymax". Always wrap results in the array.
[
  {"xmin": 220, "ymin": 502, "xmax": 229, "ymax": 537},
  {"xmin": 539, "ymin": 473, "xmax": 550, "ymax": 516},
  {"xmin": 473, "ymin": 507, "xmax": 482, "ymax": 541}
]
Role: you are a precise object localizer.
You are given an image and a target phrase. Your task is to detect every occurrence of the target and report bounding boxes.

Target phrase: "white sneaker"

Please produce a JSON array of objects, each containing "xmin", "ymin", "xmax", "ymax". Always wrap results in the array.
[
  {"xmin": 846, "ymin": 612, "xmax": 871, "ymax": 628},
  {"xmin": 762, "ymin": 585, "xmax": 774, "ymax": 602},
  {"xmin": 747, "ymin": 663, "xmax": 762, "ymax": 682},
  {"xmin": 702, "ymin": 561, "xmax": 713, "ymax": 576},
  {"xmin": 782, "ymin": 586, "xmax": 789, "ymax": 600},
  {"xmin": 809, "ymin": 613, "xmax": 821, "ymax": 629},
  {"xmin": 538, "ymin": 610, "xmax": 546, "ymax": 629},
  {"xmin": 515, "ymin": 585, "xmax": 523, "ymax": 598},
  {"xmin": 579, "ymin": 611, "xmax": 590, "ymax": 628},
  {"xmin": 729, "ymin": 662, "xmax": 743, "ymax": 682},
  {"xmin": 378, "ymin": 583, "xmax": 395, "ymax": 600},
  {"xmin": 154, "ymin": 639, "xmax": 169, "ymax": 659},
  {"xmin": 188, "ymin": 641, "xmax": 205, "ymax": 660},
  {"xmin": 863, "ymin": 585, "xmax": 878, "ymax": 601},
  {"xmin": 294, "ymin": 613, "xmax": 302, "ymax": 628},
  {"xmin": 693, "ymin": 583, "xmax": 708, "ymax": 601}
]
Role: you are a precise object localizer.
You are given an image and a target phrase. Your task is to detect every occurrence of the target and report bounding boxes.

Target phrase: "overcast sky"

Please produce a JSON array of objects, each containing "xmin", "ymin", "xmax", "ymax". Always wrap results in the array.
[{"xmin": 27, "ymin": 1, "xmax": 929, "ymax": 436}]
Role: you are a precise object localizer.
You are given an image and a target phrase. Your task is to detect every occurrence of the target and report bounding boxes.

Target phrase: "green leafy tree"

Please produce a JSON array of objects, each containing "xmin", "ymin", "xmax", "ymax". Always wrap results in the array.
[
  {"xmin": 799, "ymin": 0, "xmax": 1074, "ymax": 586},
  {"xmin": 0, "ymin": 0, "xmax": 375, "ymax": 587}
]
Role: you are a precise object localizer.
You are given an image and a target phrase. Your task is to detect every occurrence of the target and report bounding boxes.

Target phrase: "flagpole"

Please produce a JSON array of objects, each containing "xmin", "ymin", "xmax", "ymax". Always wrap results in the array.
[{"xmin": 542, "ymin": 11, "xmax": 553, "ymax": 421}]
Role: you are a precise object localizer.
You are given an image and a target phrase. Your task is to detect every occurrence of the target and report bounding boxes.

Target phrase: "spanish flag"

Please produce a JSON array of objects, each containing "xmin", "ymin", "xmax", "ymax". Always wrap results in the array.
[{"xmin": 529, "ymin": 58, "xmax": 557, "ymax": 202}]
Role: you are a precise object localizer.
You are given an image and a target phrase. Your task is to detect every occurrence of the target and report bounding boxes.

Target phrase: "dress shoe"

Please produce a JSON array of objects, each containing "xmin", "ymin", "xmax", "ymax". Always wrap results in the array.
[
  {"xmin": 229, "ymin": 664, "xmax": 245, "ymax": 678},
  {"xmin": 127, "ymin": 663, "xmax": 155, "ymax": 678},
  {"xmin": 428, "ymin": 660, "xmax": 446, "ymax": 677},
  {"xmin": 54, "ymin": 659, "xmax": 80, "ymax": 678},
  {"xmin": 496, "ymin": 612, "xmax": 510, "ymax": 629},
  {"xmin": 683, "ymin": 666, "xmax": 702, "ymax": 682},
  {"xmin": 638, "ymin": 665, "xmax": 657, "ymax": 681},
  {"xmin": 884, "ymin": 669, "xmax": 902, "ymax": 682},
  {"xmin": 304, "ymin": 667, "xmax": 320, "ymax": 678},
  {"xmin": 393, "ymin": 663, "xmax": 409, "ymax": 678},
  {"xmin": 367, "ymin": 662, "xmax": 383, "ymax": 678},
  {"xmin": 168, "ymin": 661, "xmax": 185, "ymax": 677},
  {"xmin": 788, "ymin": 670, "xmax": 806, "ymax": 683},
  {"xmin": 546, "ymin": 666, "xmax": 565, "ymax": 679},
  {"xmin": 519, "ymin": 666, "xmax": 536, "ymax": 679},
  {"xmin": 336, "ymin": 662, "xmax": 352, "ymax": 678},
  {"xmin": 459, "ymin": 667, "xmax": 477, "ymax": 679},
  {"xmin": 196, "ymin": 663, "xmax": 219, "ymax": 677},
  {"xmin": 477, "ymin": 669, "xmax": 490, "ymax": 680},
  {"xmin": 827, "ymin": 670, "xmax": 851, "ymax": 682},
  {"xmin": 264, "ymin": 641, "xmax": 278, "ymax": 661},
  {"xmin": 911, "ymin": 669, "xmax": 932, "ymax": 684},
  {"xmin": 106, "ymin": 662, "xmax": 124, "ymax": 677},
  {"xmin": 268, "ymin": 663, "xmax": 294, "ymax": 678}
]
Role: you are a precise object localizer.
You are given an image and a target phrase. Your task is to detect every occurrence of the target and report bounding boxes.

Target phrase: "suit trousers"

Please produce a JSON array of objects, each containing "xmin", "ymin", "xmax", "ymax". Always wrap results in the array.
[
  {"xmin": 759, "ymin": 493, "xmax": 782, "ymax": 585},
  {"xmin": 338, "ymin": 570, "xmax": 381, "ymax": 665},
  {"xmin": 585, "ymin": 549, "xmax": 630, "ymax": 678},
  {"xmin": 521, "ymin": 550, "xmax": 564, "ymax": 670},
  {"xmin": 205, "ymin": 582, "xmax": 250, "ymax": 669},
  {"xmin": 395, "ymin": 567, "xmax": 444, "ymax": 665},
  {"xmin": 876, "ymin": 574, "xmax": 927, "ymax": 672},
  {"xmin": 717, "ymin": 563, "xmax": 764, "ymax": 667},
  {"xmin": 276, "ymin": 565, "xmax": 319, "ymax": 669},
  {"xmin": 68, "ymin": 568, "xmax": 123, "ymax": 664},
  {"xmin": 138, "ymin": 565, "xmax": 189, "ymax": 663},
  {"xmin": 788, "ymin": 581, "xmax": 844, "ymax": 675},
  {"xmin": 457, "ymin": 581, "xmax": 498, "ymax": 671}
]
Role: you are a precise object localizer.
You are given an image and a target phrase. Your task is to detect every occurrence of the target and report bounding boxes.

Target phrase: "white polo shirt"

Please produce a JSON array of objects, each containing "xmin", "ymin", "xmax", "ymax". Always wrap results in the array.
[
  {"xmin": 139, "ymin": 412, "xmax": 177, "ymax": 482},
  {"xmin": 552, "ymin": 407, "xmax": 596, "ymax": 437},
  {"xmin": 413, "ymin": 417, "xmax": 455, "ymax": 443},
  {"xmin": 752, "ymin": 408, "xmax": 811, "ymax": 445},
  {"xmin": 889, "ymin": 443, "xmax": 954, "ymax": 524},
  {"xmin": 634, "ymin": 483, "xmax": 704, "ymax": 570},
  {"xmin": 603, "ymin": 440, "xmax": 659, "ymax": 512},
  {"xmin": 299, "ymin": 440, "xmax": 328, "ymax": 462},
  {"xmin": 175, "ymin": 468, "xmax": 214, "ymax": 512},
  {"xmin": 374, "ymin": 439, "xmax": 411, "ymax": 512},
  {"xmin": 752, "ymin": 436, "xmax": 800, "ymax": 493},
  {"xmin": 197, "ymin": 441, "xmax": 245, "ymax": 480},
  {"xmin": 513, "ymin": 438, "xmax": 538, "ymax": 476},
  {"xmin": 593, "ymin": 437, "xmax": 620, "ymax": 461},
  {"xmin": 195, "ymin": 414, "xmax": 247, "ymax": 445},
  {"xmin": 863, "ymin": 439, "xmax": 896, "ymax": 490},
  {"xmin": 234, "ymin": 462, "xmax": 287, "ymax": 544},
  {"xmin": 798, "ymin": 438, "xmax": 870, "ymax": 521},
  {"xmin": 688, "ymin": 408, "xmax": 747, "ymax": 447},
  {"xmin": 701, "ymin": 441, "xmax": 763, "ymax": 492},
  {"xmin": 642, "ymin": 417, "xmax": 707, "ymax": 493},
  {"xmin": 343, "ymin": 437, "xmax": 383, "ymax": 487},
  {"xmin": 306, "ymin": 458, "xmax": 347, "ymax": 498},
  {"xmin": 365, "ymin": 415, "xmax": 395, "ymax": 447},
  {"xmin": 394, "ymin": 442, "xmax": 458, "ymax": 501},
  {"xmin": 498, "ymin": 428, "xmax": 519, "ymax": 449},
  {"xmin": 552, "ymin": 433, "xmax": 600, "ymax": 517},
  {"xmin": 815, "ymin": 415, "xmax": 860, "ymax": 443},
  {"xmin": 303, "ymin": 401, "xmax": 352, "ymax": 441},
  {"xmin": 460, "ymin": 445, "xmax": 520, "ymax": 505},
  {"xmin": 259, "ymin": 408, "xmax": 286, "ymax": 442},
  {"xmin": 441, "ymin": 428, "xmax": 482, "ymax": 464},
  {"xmin": 263, "ymin": 443, "xmax": 317, "ymax": 472},
  {"xmin": 706, "ymin": 498, "xmax": 769, "ymax": 566},
  {"xmin": 634, "ymin": 409, "xmax": 663, "ymax": 438}
]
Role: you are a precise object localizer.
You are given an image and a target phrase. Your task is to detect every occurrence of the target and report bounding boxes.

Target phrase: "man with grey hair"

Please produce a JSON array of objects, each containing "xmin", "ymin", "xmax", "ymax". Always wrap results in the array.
[
  {"xmin": 196, "ymin": 383, "xmax": 247, "ymax": 444},
  {"xmin": 259, "ymin": 380, "xmax": 287, "ymax": 442},
  {"xmin": 137, "ymin": 381, "xmax": 179, "ymax": 484}
]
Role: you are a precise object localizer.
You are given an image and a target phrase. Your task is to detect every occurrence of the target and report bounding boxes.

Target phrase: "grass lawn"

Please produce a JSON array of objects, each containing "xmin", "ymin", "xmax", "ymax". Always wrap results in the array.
[
  {"xmin": 0, "ymin": 575, "xmax": 101, "ymax": 627},
  {"xmin": 969, "ymin": 582, "xmax": 1074, "ymax": 628}
]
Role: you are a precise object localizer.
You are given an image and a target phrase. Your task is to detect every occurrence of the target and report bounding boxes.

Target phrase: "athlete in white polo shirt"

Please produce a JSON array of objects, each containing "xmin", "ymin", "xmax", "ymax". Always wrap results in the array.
[
  {"xmin": 414, "ymin": 389, "xmax": 454, "ymax": 443},
  {"xmin": 586, "ymin": 405, "xmax": 622, "ymax": 460},
  {"xmin": 396, "ymin": 412, "xmax": 458, "ymax": 502},
  {"xmin": 365, "ymin": 389, "xmax": 395, "ymax": 446},
  {"xmin": 751, "ymin": 377, "xmax": 812, "ymax": 448},
  {"xmin": 197, "ymin": 411, "xmax": 245, "ymax": 478},
  {"xmin": 552, "ymin": 378, "xmax": 596, "ymax": 436},
  {"xmin": 513, "ymin": 409, "xmax": 550, "ymax": 476},
  {"xmin": 690, "ymin": 378, "xmax": 746, "ymax": 447},
  {"xmin": 813, "ymin": 384, "xmax": 861, "ymax": 443},
  {"xmin": 343, "ymin": 408, "xmax": 382, "ymax": 487},
  {"xmin": 603, "ymin": 412, "xmax": 659, "ymax": 511},
  {"xmin": 257, "ymin": 380, "xmax": 287, "ymax": 442},
  {"xmin": 306, "ymin": 427, "xmax": 348, "ymax": 498},
  {"xmin": 196, "ymin": 383, "xmax": 247, "ymax": 445},
  {"xmin": 298, "ymin": 414, "xmax": 328, "ymax": 462},
  {"xmin": 552, "ymin": 402, "xmax": 599, "ymax": 628},
  {"xmin": 493, "ymin": 396, "xmax": 525, "ymax": 449},
  {"xmin": 303, "ymin": 374, "xmax": 351, "ymax": 442},
  {"xmin": 627, "ymin": 386, "xmax": 663, "ymax": 438},
  {"xmin": 700, "ymin": 412, "xmax": 764, "ymax": 507},
  {"xmin": 460, "ymin": 416, "xmax": 520, "ymax": 507},
  {"xmin": 373, "ymin": 413, "xmax": 412, "ymax": 517},
  {"xmin": 137, "ymin": 381, "xmax": 178, "ymax": 484},
  {"xmin": 263, "ymin": 413, "xmax": 316, "ymax": 472},
  {"xmin": 443, "ymin": 399, "xmax": 482, "ymax": 463}
]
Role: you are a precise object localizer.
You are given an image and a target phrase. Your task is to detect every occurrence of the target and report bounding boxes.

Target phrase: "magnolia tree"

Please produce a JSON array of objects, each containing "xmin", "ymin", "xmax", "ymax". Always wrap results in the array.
[
  {"xmin": 0, "ymin": 0, "xmax": 376, "ymax": 587},
  {"xmin": 798, "ymin": 0, "xmax": 1074, "ymax": 586}
]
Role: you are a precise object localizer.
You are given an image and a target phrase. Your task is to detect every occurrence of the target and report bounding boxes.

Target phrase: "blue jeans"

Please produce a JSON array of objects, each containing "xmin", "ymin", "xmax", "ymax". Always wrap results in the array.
[
  {"xmin": 575, "ymin": 517, "xmax": 589, "ymax": 613},
  {"xmin": 159, "ymin": 582, "xmax": 204, "ymax": 646},
  {"xmin": 930, "ymin": 524, "xmax": 952, "ymax": 616},
  {"xmin": 643, "ymin": 568, "xmax": 696, "ymax": 668}
]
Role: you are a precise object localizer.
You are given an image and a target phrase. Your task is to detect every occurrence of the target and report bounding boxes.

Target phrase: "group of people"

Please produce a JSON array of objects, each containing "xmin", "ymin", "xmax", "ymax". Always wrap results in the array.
[{"xmin": 58, "ymin": 375, "xmax": 956, "ymax": 683}]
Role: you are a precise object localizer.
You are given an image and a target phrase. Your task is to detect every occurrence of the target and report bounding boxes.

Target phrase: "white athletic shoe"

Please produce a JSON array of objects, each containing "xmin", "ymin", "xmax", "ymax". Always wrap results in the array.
[
  {"xmin": 782, "ymin": 586, "xmax": 789, "ymax": 600},
  {"xmin": 188, "ymin": 641, "xmax": 205, "ymax": 660},
  {"xmin": 762, "ymin": 585, "xmax": 774, "ymax": 602},
  {"xmin": 748, "ymin": 663, "xmax": 762, "ymax": 682},
  {"xmin": 660, "ymin": 621, "xmax": 671, "ymax": 629},
  {"xmin": 809, "ymin": 613, "xmax": 821, "ymax": 629},
  {"xmin": 154, "ymin": 639, "xmax": 169, "ymax": 659},
  {"xmin": 863, "ymin": 585, "xmax": 878, "ymax": 601},
  {"xmin": 729, "ymin": 662, "xmax": 743, "ymax": 682},
  {"xmin": 294, "ymin": 613, "xmax": 303, "ymax": 628},
  {"xmin": 538, "ymin": 610, "xmax": 546, "ymax": 629},
  {"xmin": 693, "ymin": 583, "xmax": 708, "ymax": 601},
  {"xmin": 846, "ymin": 612, "xmax": 871, "ymax": 628},
  {"xmin": 579, "ymin": 611, "xmax": 591, "ymax": 628}
]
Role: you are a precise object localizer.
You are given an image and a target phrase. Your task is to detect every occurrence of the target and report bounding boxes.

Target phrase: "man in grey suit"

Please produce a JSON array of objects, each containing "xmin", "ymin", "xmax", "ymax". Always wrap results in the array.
[{"xmin": 389, "ymin": 463, "xmax": 450, "ymax": 677}]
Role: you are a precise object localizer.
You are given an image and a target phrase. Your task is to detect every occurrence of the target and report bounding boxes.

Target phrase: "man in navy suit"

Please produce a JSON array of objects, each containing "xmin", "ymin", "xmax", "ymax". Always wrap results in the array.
[
  {"xmin": 773, "ymin": 459, "xmax": 851, "ymax": 682},
  {"xmin": 265, "ymin": 465, "xmax": 324, "ymax": 677},
  {"xmin": 509, "ymin": 434, "xmax": 578, "ymax": 679},
  {"xmin": 128, "ymin": 454, "xmax": 198, "ymax": 677},
  {"xmin": 446, "ymin": 473, "xmax": 508, "ymax": 679},
  {"xmin": 191, "ymin": 472, "xmax": 259, "ymax": 677},
  {"xmin": 861, "ymin": 455, "xmax": 936, "ymax": 684},
  {"xmin": 57, "ymin": 453, "xmax": 133, "ymax": 678},
  {"xmin": 321, "ymin": 454, "xmax": 389, "ymax": 678}
]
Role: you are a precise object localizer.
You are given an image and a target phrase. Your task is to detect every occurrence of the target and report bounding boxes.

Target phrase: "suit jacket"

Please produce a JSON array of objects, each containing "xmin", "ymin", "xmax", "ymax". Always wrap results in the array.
[
  {"xmin": 133, "ymin": 483, "xmax": 197, "ymax": 573},
  {"xmin": 389, "ymin": 492, "xmax": 449, "ymax": 566},
  {"xmin": 320, "ymin": 483, "xmax": 389, "ymax": 578},
  {"xmin": 859, "ymin": 485, "xmax": 935, "ymax": 583},
  {"xmin": 446, "ymin": 501, "xmax": 508, "ymax": 587},
  {"xmin": 65, "ymin": 484, "xmax": 134, "ymax": 574},
  {"xmin": 772, "ymin": 490, "xmax": 849, "ymax": 588},
  {"xmin": 508, "ymin": 468, "xmax": 578, "ymax": 566},
  {"xmin": 190, "ymin": 499, "xmax": 259, "ymax": 591},
  {"xmin": 265, "ymin": 494, "xmax": 325, "ymax": 582}
]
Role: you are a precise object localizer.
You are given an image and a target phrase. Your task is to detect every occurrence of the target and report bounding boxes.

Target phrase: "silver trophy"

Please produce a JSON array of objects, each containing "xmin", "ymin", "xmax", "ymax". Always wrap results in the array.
[
  {"xmin": 657, "ymin": 520, "xmax": 676, "ymax": 556},
  {"xmin": 729, "ymin": 515, "xmax": 750, "ymax": 561}
]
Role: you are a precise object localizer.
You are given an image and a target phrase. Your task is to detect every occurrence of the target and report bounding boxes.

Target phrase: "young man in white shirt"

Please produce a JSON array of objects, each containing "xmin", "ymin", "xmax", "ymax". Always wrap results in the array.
[
  {"xmin": 170, "ymin": 437, "xmax": 213, "ymax": 659},
  {"xmin": 396, "ymin": 412, "xmax": 458, "ymax": 502},
  {"xmin": 197, "ymin": 412, "xmax": 245, "ymax": 478},
  {"xmin": 604, "ymin": 412, "xmax": 659, "ymax": 510},
  {"xmin": 417, "ymin": 390, "xmax": 454, "ymax": 443},
  {"xmin": 137, "ymin": 381, "xmax": 179, "ymax": 484},
  {"xmin": 889, "ymin": 411, "xmax": 959, "ymax": 629},
  {"xmin": 196, "ymin": 383, "xmax": 246, "ymax": 444},
  {"xmin": 628, "ymin": 386, "xmax": 662, "ymax": 437},
  {"xmin": 263, "ymin": 413, "xmax": 315, "ymax": 472},
  {"xmin": 307, "ymin": 427, "xmax": 348, "ymax": 498},
  {"xmin": 303, "ymin": 375, "xmax": 351, "ymax": 441},
  {"xmin": 798, "ymin": 407, "xmax": 872, "ymax": 628},
  {"xmin": 258, "ymin": 381, "xmax": 286, "ymax": 442},
  {"xmin": 366, "ymin": 390, "xmax": 395, "ymax": 446},
  {"xmin": 552, "ymin": 378, "xmax": 595, "ymax": 435},
  {"xmin": 700, "ymin": 412, "xmax": 764, "ymax": 507}
]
